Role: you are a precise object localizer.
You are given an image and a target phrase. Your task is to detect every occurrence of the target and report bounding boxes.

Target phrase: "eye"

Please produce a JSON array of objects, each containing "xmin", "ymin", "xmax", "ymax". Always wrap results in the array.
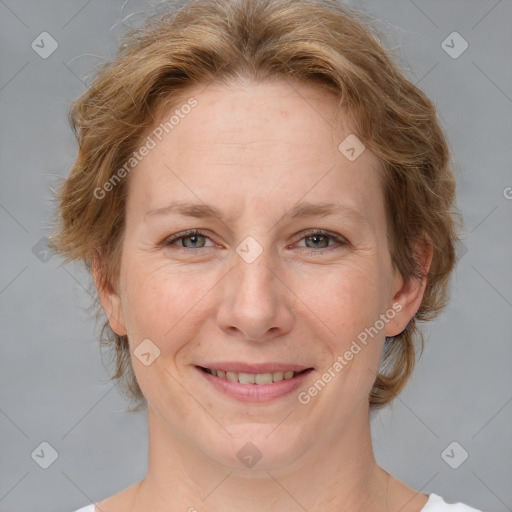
[
  {"xmin": 162, "ymin": 228, "xmax": 348, "ymax": 253},
  {"xmin": 163, "ymin": 229, "xmax": 213, "ymax": 250},
  {"xmin": 295, "ymin": 229, "xmax": 348, "ymax": 251}
]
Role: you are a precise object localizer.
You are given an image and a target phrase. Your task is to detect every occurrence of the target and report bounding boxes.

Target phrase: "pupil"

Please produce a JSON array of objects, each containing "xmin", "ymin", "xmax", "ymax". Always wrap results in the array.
[
  {"xmin": 308, "ymin": 235, "xmax": 327, "ymax": 248},
  {"xmin": 185, "ymin": 234, "xmax": 202, "ymax": 248}
]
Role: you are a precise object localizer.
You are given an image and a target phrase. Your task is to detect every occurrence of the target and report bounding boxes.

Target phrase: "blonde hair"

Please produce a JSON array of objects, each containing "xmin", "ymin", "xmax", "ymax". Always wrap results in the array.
[{"xmin": 51, "ymin": 0, "xmax": 461, "ymax": 411}]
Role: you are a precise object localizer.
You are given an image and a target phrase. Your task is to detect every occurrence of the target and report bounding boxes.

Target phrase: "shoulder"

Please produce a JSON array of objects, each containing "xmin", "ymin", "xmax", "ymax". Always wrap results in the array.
[
  {"xmin": 422, "ymin": 493, "xmax": 483, "ymax": 511},
  {"xmin": 76, "ymin": 481, "xmax": 140, "ymax": 512},
  {"xmin": 69, "ymin": 492, "xmax": 482, "ymax": 512},
  {"xmin": 71, "ymin": 506, "xmax": 95, "ymax": 512}
]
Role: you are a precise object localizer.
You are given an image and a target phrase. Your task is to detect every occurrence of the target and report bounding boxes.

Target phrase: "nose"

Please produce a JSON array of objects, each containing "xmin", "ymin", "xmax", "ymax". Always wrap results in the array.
[{"xmin": 215, "ymin": 246, "xmax": 295, "ymax": 342}]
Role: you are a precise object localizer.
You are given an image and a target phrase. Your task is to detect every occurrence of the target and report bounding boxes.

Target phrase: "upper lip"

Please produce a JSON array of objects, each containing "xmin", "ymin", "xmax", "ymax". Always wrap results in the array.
[{"xmin": 197, "ymin": 362, "xmax": 313, "ymax": 374}]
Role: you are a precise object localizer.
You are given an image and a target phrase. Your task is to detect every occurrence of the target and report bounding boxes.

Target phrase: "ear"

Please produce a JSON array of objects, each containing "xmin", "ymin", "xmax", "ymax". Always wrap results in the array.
[
  {"xmin": 91, "ymin": 256, "xmax": 127, "ymax": 336},
  {"xmin": 385, "ymin": 240, "xmax": 433, "ymax": 337}
]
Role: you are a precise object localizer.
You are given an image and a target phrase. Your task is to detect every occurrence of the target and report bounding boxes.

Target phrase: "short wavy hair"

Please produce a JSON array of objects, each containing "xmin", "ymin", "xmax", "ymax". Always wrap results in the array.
[{"xmin": 51, "ymin": 0, "xmax": 461, "ymax": 412}]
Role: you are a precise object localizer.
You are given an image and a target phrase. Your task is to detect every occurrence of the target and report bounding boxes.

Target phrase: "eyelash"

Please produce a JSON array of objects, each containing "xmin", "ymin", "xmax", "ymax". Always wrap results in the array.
[{"xmin": 162, "ymin": 228, "xmax": 348, "ymax": 254}]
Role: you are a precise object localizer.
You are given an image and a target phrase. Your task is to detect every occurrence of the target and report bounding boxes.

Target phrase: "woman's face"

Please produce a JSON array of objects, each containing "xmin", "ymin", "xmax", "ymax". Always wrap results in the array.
[{"xmin": 97, "ymin": 79, "xmax": 423, "ymax": 470}]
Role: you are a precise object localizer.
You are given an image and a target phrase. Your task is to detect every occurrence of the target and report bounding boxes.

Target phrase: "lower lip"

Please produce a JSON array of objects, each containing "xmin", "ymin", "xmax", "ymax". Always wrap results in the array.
[{"xmin": 195, "ymin": 366, "xmax": 314, "ymax": 402}]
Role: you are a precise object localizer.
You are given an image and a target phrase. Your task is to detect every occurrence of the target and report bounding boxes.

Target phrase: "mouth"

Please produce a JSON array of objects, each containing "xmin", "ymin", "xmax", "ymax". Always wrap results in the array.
[
  {"xmin": 195, "ymin": 364, "xmax": 314, "ymax": 402},
  {"xmin": 198, "ymin": 366, "xmax": 310, "ymax": 385}
]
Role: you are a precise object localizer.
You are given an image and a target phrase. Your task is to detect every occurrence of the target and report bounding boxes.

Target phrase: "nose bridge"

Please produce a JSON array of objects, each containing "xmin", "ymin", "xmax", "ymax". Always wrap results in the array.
[
  {"xmin": 216, "ymin": 234, "xmax": 294, "ymax": 340},
  {"xmin": 232, "ymin": 235, "xmax": 279, "ymax": 307}
]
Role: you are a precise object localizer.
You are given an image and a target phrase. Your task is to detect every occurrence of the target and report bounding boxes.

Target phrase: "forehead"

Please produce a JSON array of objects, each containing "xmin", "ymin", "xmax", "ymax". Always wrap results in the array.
[{"xmin": 127, "ymin": 79, "xmax": 385, "ymax": 227}]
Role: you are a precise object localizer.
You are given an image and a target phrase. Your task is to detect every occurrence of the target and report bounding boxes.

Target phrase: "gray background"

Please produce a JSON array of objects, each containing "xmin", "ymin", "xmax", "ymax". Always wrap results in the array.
[{"xmin": 1, "ymin": 1, "xmax": 511, "ymax": 511}]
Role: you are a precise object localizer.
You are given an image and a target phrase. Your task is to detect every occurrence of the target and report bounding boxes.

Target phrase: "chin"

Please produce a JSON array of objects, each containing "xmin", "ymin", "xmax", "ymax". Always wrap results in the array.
[{"xmin": 202, "ymin": 422, "xmax": 309, "ymax": 473}]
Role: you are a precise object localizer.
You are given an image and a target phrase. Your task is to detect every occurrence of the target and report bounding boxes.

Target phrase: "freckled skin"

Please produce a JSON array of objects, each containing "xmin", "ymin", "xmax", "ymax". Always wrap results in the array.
[{"xmin": 94, "ymin": 79, "xmax": 431, "ymax": 512}]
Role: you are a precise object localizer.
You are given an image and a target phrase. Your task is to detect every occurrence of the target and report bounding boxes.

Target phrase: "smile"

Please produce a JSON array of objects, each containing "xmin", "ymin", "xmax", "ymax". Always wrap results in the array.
[
  {"xmin": 195, "ymin": 365, "xmax": 314, "ymax": 402},
  {"xmin": 200, "ymin": 367, "xmax": 307, "ymax": 385}
]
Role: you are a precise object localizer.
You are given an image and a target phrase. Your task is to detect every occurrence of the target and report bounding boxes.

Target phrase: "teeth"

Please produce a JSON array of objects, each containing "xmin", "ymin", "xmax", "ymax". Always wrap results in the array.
[
  {"xmin": 226, "ymin": 371, "xmax": 238, "ymax": 382},
  {"xmin": 238, "ymin": 372, "xmax": 255, "ymax": 384},
  {"xmin": 255, "ymin": 373, "xmax": 272, "ymax": 385},
  {"xmin": 206, "ymin": 368, "xmax": 301, "ymax": 384}
]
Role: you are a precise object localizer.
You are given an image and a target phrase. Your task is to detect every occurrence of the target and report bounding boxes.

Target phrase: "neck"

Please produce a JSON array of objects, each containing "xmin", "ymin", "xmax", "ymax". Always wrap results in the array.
[{"xmin": 132, "ymin": 403, "xmax": 391, "ymax": 512}]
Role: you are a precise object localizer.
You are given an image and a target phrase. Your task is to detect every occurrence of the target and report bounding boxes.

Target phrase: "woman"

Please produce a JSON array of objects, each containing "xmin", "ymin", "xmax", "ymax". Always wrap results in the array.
[{"xmin": 51, "ymin": 0, "xmax": 481, "ymax": 510}]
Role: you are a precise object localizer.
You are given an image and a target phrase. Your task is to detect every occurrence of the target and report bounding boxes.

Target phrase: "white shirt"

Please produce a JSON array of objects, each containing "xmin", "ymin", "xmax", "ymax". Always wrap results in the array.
[{"xmin": 72, "ymin": 493, "xmax": 483, "ymax": 511}]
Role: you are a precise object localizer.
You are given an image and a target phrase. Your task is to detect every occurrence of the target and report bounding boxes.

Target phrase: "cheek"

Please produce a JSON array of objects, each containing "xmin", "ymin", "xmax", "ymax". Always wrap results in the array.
[
  {"xmin": 120, "ymin": 256, "xmax": 220, "ymax": 345},
  {"xmin": 294, "ymin": 260, "xmax": 390, "ymax": 388},
  {"xmin": 119, "ymin": 260, "xmax": 205, "ymax": 396},
  {"xmin": 292, "ymin": 259, "xmax": 389, "ymax": 334}
]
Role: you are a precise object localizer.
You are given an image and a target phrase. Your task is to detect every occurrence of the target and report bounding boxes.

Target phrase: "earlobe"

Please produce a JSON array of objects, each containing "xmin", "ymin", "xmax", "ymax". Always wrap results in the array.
[
  {"xmin": 91, "ymin": 257, "xmax": 127, "ymax": 336},
  {"xmin": 385, "ymin": 241, "xmax": 433, "ymax": 338}
]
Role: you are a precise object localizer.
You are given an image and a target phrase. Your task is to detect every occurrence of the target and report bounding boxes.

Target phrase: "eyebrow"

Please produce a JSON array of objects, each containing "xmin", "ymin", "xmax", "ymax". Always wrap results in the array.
[{"xmin": 144, "ymin": 200, "xmax": 368, "ymax": 225}]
